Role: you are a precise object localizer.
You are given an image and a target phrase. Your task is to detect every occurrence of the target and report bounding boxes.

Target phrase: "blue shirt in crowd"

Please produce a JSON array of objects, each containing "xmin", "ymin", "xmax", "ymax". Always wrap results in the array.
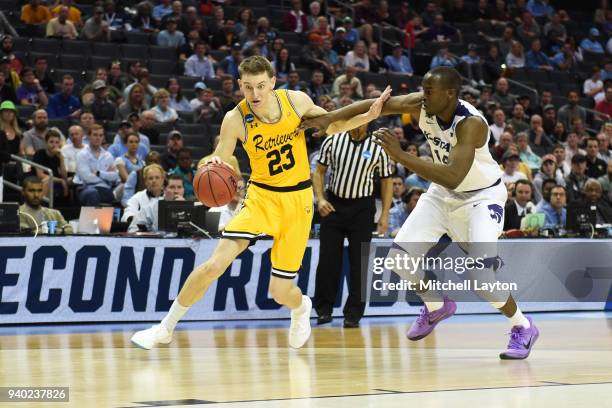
[
  {"xmin": 384, "ymin": 55, "xmax": 413, "ymax": 74},
  {"xmin": 47, "ymin": 92, "xmax": 81, "ymax": 119}
]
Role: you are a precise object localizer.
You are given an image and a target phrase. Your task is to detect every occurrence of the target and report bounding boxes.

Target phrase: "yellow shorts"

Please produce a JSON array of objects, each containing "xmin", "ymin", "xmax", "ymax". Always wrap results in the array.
[{"xmin": 222, "ymin": 180, "xmax": 313, "ymax": 279}]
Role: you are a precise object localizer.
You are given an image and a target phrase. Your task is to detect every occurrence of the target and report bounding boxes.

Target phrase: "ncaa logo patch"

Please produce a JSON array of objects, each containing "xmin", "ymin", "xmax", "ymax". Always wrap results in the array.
[
  {"xmin": 362, "ymin": 150, "xmax": 372, "ymax": 159},
  {"xmin": 245, "ymin": 114, "xmax": 254, "ymax": 123},
  {"xmin": 488, "ymin": 204, "xmax": 504, "ymax": 224}
]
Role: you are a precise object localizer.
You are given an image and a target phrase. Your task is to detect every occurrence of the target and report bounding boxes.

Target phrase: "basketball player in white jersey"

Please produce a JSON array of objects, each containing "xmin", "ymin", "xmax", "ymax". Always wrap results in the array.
[{"xmin": 302, "ymin": 67, "xmax": 539, "ymax": 359}]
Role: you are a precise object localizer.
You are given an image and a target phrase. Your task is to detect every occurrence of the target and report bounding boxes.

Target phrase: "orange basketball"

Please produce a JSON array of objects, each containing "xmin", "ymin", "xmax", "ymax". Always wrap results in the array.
[{"xmin": 193, "ymin": 163, "xmax": 238, "ymax": 207}]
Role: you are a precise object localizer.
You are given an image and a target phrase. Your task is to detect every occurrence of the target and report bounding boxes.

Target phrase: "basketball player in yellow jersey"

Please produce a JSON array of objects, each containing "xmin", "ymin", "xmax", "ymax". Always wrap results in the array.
[{"xmin": 131, "ymin": 56, "xmax": 391, "ymax": 350}]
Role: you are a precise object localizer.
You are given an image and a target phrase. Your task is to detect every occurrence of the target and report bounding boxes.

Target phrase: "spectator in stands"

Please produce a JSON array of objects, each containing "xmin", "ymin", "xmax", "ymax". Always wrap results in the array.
[
  {"xmin": 114, "ymin": 130, "xmax": 145, "ymax": 184},
  {"xmin": 87, "ymin": 80, "xmax": 116, "ymax": 122},
  {"xmin": 128, "ymin": 174, "xmax": 185, "ymax": 232},
  {"xmin": 557, "ymin": 91, "xmax": 586, "ymax": 131},
  {"xmin": 526, "ymin": 39, "xmax": 552, "ymax": 71},
  {"xmin": 564, "ymin": 131, "xmax": 586, "ymax": 166},
  {"xmin": 131, "ymin": 1, "xmax": 158, "ymax": 33},
  {"xmin": 491, "ymin": 0, "xmax": 511, "ymax": 24},
  {"xmin": 81, "ymin": 7, "xmax": 110, "ymax": 42},
  {"xmin": 184, "ymin": 41, "xmax": 215, "ymax": 79},
  {"xmin": 461, "ymin": 44, "xmax": 486, "ymax": 85},
  {"xmin": 430, "ymin": 47, "xmax": 459, "ymax": 69},
  {"xmin": 78, "ymin": 110, "xmax": 94, "ymax": 142},
  {"xmin": 31, "ymin": 56, "xmax": 54, "ymax": 95},
  {"xmin": 332, "ymin": 27, "xmax": 351, "ymax": 57},
  {"xmin": 216, "ymin": 76, "xmax": 234, "ymax": 111},
  {"xmin": 368, "ymin": 42, "xmax": 386, "ymax": 74},
  {"xmin": 306, "ymin": 70, "xmax": 329, "ymax": 103},
  {"xmin": 503, "ymin": 179, "xmax": 534, "ymax": 230},
  {"xmin": 18, "ymin": 176, "xmax": 72, "ymax": 234},
  {"xmin": 74, "ymin": 124, "xmax": 119, "ymax": 205},
  {"xmin": 551, "ymin": 120, "xmax": 567, "ymax": 142},
  {"xmin": 501, "ymin": 150, "xmax": 528, "ymax": 184},
  {"xmin": 268, "ymin": 38, "xmax": 285, "ymax": 65},
  {"xmin": 124, "ymin": 112, "xmax": 150, "ymax": 148},
  {"xmin": 194, "ymin": 88, "xmax": 222, "ymax": 124},
  {"xmin": 598, "ymin": 161, "xmax": 612, "ymax": 203},
  {"xmin": 344, "ymin": 41, "xmax": 369, "ymax": 72},
  {"xmin": 164, "ymin": 78, "xmax": 190, "ymax": 112},
  {"xmin": 151, "ymin": 89, "xmax": 178, "ymax": 124},
  {"xmin": 47, "ymin": 75, "xmax": 80, "ymax": 120},
  {"xmin": 508, "ymin": 104, "xmax": 529, "ymax": 133},
  {"xmin": 278, "ymin": 70, "xmax": 305, "ymax": 92},
  {"xmin": 122, "ymin": 150, "xmax": 161, "ymax": 205},
  {"xmin": 374, "ymin": 0, "xmax": 393, "ymax": 25},
  {"xmin": 46, "ymin": 6, "xmax": 78, "ymax": 39},
  {"xmin": 16, "ymin": 67, "xmax": 48, "ymax": 108},
  {"xmin": 544, "ymin": 12, "xmax": 567, "ymax": 50},
  {"xmin": 505, "ymin": 40, "xmax": 525, "ymax": 69},
  {"xmin": 331, "ymin": 67, "xmax": 363, "ymax": 98},
  {"xmin": 341, "ymin": 16, "xmax": 359, "ymax": 47},
  {"xmin": 301, "ymin": 34, "xmax": 334, "ymax": 79},
  {"xmin": 388, "ymin": 188, "xmax": 423, "ymax": 237},
  {"xmin": 535, "ymin": 178, "xmax": 557, "ymax": 209},
  {"xmin": 160, "ymin": 1, "xmax": 189, "ymax": 33},
  {"xmin": 552, "ymin": 144, "xmax": 571, "ymax": 177},
  {"xmin": 273, "ymin": 48, "xmax": 295, "ymax": 83},
  {"xmin": 0, "ymin": 100, "xmax": 21, "ymax": 152},
  {"xmin": 126, "ymin": 61, "xmax": 142, "ymax": 85},
  {"xmin": 284, "ymin": 0, "xmax": 308, "ymax": 33},
  {"xmin": 490, "ymin": 109, "xmax": 507, "ymax": 143},
  {"xmin": 584, "ymin": 67, "xmax": 604, "ymax": 103},
  {"xmin": 157, "ymin": 18, "xmax": 185, "ymax": 48},
  {"xmin": 385, "ymin": 43, "xmax": 413, "ymax": 76},
  {"xmin": 211, "ymin": 18, "xmax": 237, "ymax": 51},
  {"xmin": 517, "ymin": 11, "xmax": 541, "ymax": 44},
  {"xmin": 0, "ymin": 70, "xmax": 16, "ymax": 104},
  {"xmin": 22, "ymin": 109, "xmax": 49, "ymax": 156},
  {"xmin": 33, "ymin": 129, "xmax": 68, "ymax": 199},
  {"xmin": 597, "ymin": 131, "xmax": 611, "ymax": 162},
  {"xmin": 516, "ymin": 131, "xmax": 542, "ymax": 172},
  {"xmin": 423, "ymin": 14, "xmax": 458, "ymax": 44},
  {"xmin": 309, "ymin": 16, "xmax": 333, "ymax": 43},
  {"xmin": 492, "ymin": 130, "xmax": 514, "ymax": 162},
  {"xmin": 396, "ymin": 1, "xmax": 415, "ymax": 28},
  {"xmin": 61, "ymin": 125, "xmax": 86, "ymax": 176},
  {"xmin": 571, "ymin": 117, "xmax": 589, "ymax": 141},
  {"xmin": 322, "ymin": 38, "xmax": 340, "ymax": 76},
  {"xmin": 551, "ymin": 42, "xmax": 579, "ymax": 72},
  {"xmin": 391, "ymin": 175, "xmax": 407, "ymax": 209},
  {"xmin": 0, "ymin": 36, "xmax": 23, "ymax": 76},
  {"xmin": 420, "ymin": 1, "xmax": 439, "ymax": 26},
  {"xmin": 124, "ymin": 69, "xmax": 157, "ymax": 106},
  {"xmin": 153, "ymin": 0, "xmax": 173, "ymax": 23},
  {"xmin": 108, "ymin": 121, "xmax": 148, "ymax": 160},
  {"xmin": 529, "ymin": 113, "xmax": 553, "ymax": 154},
  {"xmin": 189, "ymin": 81, "xmax": 207, "ymax": 110},
  {"xmin": 580, "ymin": 28, "xmax": 604, "ymax": 54},
  {"xmin": 108, "ymin": 62, "xmax": 126, "ymax": 96},
  {"xmin": 492, "ymin": 78, "xmax": 517, "ymax": 115},
  {"xmin": 566, "ymin": 154, "xmax": 588, "ymax": 203},
  {"xmin": 542, "ymin": 185, "xmax": 567, "ymax": 229},
  {"xmin": 169, "ymin": 147, "xmax": 195, "ymax": 200},
  {"xmin": 595, "ymin": 87, "xmax": 612, "ymax": 121},
  {"xmin": 332, "ymin": 82, "xmax": 358, "ymax": 106},
  {"xmin": 577, "ymin": 178, "xmax": 612, "ymax": 222},
  {"xmin": 585, "ymin": 138, "xmax": 607, "ymax": 178},
  {"xmin": 161, "ymin": 130, "xmax": 182, "ymax": 172},
  {"xmin": 179, "ymin": 30, "xmax": 200, "ymax": 61},
  {"xmin": 219, "ymin": 43, "xmax": 243, "ymax": 80},
  {"xmin": 533, "ymin": 154, "xmax": 565, "ymax": 202},
  {"xmin": 21, "ymin": 0, "xmax": 51, "ymax": 27},
  {"xmin": 51, "ymin": 0, "xmax": 82, "ymax": 25},
  {"xmin": 103, "ymin": 0, "xmax": 130, "ymax": 32},
  {"xmin": 117, "ymin": 84, "xmax": 148, "ymax": 121},
  {"xmin": 307, "ymin": 1, "xmax": 323, "ymax": 30}
]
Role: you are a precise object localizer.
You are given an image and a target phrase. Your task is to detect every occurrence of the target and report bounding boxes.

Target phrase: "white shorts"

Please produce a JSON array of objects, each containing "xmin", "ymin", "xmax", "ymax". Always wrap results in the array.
[{"xmin": 394, "ymin": 180, "xmax": 507, "ymax": 247}]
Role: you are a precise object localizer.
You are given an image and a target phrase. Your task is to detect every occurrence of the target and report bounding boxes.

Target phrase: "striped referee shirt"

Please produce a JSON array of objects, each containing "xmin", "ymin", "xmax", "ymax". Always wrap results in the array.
[{"xmin": 317, "ymin": 132, "xmax": 391, "ymax": 199}]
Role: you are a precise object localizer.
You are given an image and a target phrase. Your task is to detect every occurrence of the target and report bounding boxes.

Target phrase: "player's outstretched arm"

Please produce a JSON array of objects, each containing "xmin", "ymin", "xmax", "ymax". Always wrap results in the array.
[
  {"xmin": 299, "ymin": 91, "xmax": 424, "ymax": 136},
  {"xmin": 373, "ymin": 117, "xmax": 487, "ymax": 190},
  {"xmin": 204, "ymin": 108, "xmax": 244, "ymax": 166}
]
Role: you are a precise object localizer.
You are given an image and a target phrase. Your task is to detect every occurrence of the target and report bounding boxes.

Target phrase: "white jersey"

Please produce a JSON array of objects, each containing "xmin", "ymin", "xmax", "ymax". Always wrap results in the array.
[{"xmin": 419, "ymin": 99, "xmax": 502, "ymax": 192}]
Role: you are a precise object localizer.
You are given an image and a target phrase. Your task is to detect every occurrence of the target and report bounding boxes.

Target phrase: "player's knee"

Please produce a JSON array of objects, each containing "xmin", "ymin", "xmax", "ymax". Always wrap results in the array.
[{"xmin": 269, "ymin": 281, "xmax": 290, "ymax": 305}]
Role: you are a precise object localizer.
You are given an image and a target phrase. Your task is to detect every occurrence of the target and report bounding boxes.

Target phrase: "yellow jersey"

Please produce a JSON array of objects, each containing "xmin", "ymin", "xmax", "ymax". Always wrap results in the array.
[{"xmin": 237, "ymin": 90, "xmax": 310, "ymax": 188}]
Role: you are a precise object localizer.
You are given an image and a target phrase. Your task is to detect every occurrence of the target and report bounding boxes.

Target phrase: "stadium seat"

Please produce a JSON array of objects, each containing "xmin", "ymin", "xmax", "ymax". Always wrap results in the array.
[
  {"xmin": 60, "ymin": 54, "xmax": 90, "ymax": 71},
  {"xmin": 125, "ymin": 32, "xmax": 151, "ymax": 45},
  {"xmin": 149, "ymin": 59, "xmax": 177, "ymax": 75},
  {"xmin": 61, "ymin": 40, "xmax": 92, "ymax": 56},
  {"xmin": 92, "ymin": 43, "xmax": 121, "ymax": 59},
  {"xmin": 121, "ymin": 44, "xmax": 149, "ymax": 60},
  {"xmin": 149, "ymin": 46, "xmax": 178, "ymax": 60},
  {"xmin": 91, "ymin": 56, "xmax": 112, "ymax": 70},
  {"xmin": 30, "ymin": 38, "xmax": 61, "ymax": 54},
  {"xmin": 16, "ymin": 105, "xmax": 35, "ymax": 119}
]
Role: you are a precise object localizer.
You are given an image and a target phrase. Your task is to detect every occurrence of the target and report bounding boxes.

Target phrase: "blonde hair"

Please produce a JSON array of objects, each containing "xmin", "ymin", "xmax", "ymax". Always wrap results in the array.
[
  {"xmin": 238, "ymin": 55, "xmax": 274, "ymax": 78},
  {"xmin": 143, "ymin": 163, "xmax": 166, "ymax": 179}
]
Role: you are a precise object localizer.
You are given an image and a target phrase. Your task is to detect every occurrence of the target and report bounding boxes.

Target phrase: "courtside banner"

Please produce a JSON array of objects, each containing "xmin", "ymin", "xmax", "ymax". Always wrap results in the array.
[{"xmin": 0, "ymin": 237, "xmax": 606, "ymax": 324}]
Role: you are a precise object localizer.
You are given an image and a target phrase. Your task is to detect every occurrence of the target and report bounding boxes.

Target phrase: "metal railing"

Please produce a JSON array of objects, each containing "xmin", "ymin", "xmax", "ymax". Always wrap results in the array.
[
  {"xmin": 2, "ymin": 155, "xmax": 54, "ymax": 208},
  {"xmin": 505, "ymin": 77, "xmax": 540, "ymax": 105}
]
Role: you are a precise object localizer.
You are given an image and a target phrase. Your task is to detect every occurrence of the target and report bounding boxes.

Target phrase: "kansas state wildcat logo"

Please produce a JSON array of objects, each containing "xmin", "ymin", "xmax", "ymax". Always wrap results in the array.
[{"xmin": 488, "ymin": 204, "xmax": 504, "ymax": 223}]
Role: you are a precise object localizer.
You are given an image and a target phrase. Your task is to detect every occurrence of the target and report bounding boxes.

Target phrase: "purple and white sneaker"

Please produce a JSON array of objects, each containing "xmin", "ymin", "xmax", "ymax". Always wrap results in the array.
[
  {"xmin": 406, "ymin": 296, "xmax": 457, "ymax": 341},
  {"xmin": 499, "ymin": 316, "xmax": 539, "ymax": 360}
]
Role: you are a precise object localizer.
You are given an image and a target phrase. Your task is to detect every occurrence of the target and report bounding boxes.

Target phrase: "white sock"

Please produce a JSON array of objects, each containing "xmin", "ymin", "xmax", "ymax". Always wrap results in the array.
[
  {"xmin": 292, "ymin": 295, "xmax": 308, "ymax": 314},
  {"xmin": 161, "ymin": 300, "xmax": 189, "ymax": 332},
  {"xmin": 509, "ymin": 308, "xmax": 530, "ymax": 328},
  {"xmin": 425, "ymin": 301, "xmax": 444, "ymax": 312}
]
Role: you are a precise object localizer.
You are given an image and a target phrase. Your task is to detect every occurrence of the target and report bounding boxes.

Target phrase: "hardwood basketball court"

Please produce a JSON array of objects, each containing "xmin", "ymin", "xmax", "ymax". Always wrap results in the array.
[{"xmin": 0, "ymin": 312, "xmax": 610, "ymax": 407}]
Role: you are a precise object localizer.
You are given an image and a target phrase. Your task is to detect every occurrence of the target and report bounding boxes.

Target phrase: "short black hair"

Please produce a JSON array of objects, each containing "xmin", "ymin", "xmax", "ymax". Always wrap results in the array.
[
  {"xmin": 22, "ymin": 175, "xmax": 42, "ymax": 188},
  {"xmin": 45, "ymin": 129, "xmax": 61, "ymax": 141},
  {"xmin": 426, "ymin": 66, "xmax": 462, "ymax": 94},
  {"xmin": 541, "ymin": 178, "xmax": 558, "ymax": 189},
  {"xmin": 177, "ymin": 147, "xmax": 192, "ymax": 157},
  {"xmin": 402, "ymin": 187, "xmax": 424, "ymax": 203},
  {"xmin": 514, "ymin": 179, "xmax": 533, "ymax": 192},
  {"xmin": 167, "ymin": 174, "xmax": 184, "ymax": 184}
]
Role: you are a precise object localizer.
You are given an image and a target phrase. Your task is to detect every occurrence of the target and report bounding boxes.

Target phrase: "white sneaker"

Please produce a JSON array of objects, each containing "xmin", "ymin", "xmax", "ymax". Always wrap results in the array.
[
  {"xmin": 289, "ymin": 295, "xmax": 312, "ymax": 349},
  {"xmin": 130, "ymin": 324, "xmax": 173, "ymax": 350}
]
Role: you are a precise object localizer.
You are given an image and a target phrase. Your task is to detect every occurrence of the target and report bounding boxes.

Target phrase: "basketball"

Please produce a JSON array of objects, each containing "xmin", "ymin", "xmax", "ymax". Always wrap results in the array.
[{"xmin": 194, "ymin": 163, "xmax": 239, "ymax": 207}]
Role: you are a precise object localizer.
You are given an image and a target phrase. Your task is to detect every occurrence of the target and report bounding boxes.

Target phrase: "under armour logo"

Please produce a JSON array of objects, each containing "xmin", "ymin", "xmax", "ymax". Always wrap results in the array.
[
  {"xmin": 488, "ymin": 204, "xmax": 503, "ymax": 223},
  {"xmin": 250, "ymin": 122, "xmax": 258, "ymax": 128}
]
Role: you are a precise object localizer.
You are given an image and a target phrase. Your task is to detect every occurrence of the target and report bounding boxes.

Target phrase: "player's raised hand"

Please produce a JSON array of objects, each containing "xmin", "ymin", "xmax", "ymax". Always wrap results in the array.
[
  {"xmin": 373, "ymin": 128, "xmax": 403, "ymax": 161},
  {"xmin": 366, "ymin": 86, "xmax": 392, "ymax": 120}
]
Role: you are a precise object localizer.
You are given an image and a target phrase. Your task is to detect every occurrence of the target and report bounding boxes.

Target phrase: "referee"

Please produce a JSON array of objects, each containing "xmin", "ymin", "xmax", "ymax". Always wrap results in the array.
[{"xmin": 313, "ymin": 123, "xmax": 392, "ymax": 328}]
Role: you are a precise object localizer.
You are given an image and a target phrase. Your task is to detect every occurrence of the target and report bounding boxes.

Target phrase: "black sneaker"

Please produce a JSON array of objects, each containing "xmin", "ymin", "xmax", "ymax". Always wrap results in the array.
[
  {"xmin": 343, "ymin": 319, "xmax": 360, "ymax": 328},
  {"xmin": 317, "ymin": 315, "xmax": 332, "ymax": 325}
]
